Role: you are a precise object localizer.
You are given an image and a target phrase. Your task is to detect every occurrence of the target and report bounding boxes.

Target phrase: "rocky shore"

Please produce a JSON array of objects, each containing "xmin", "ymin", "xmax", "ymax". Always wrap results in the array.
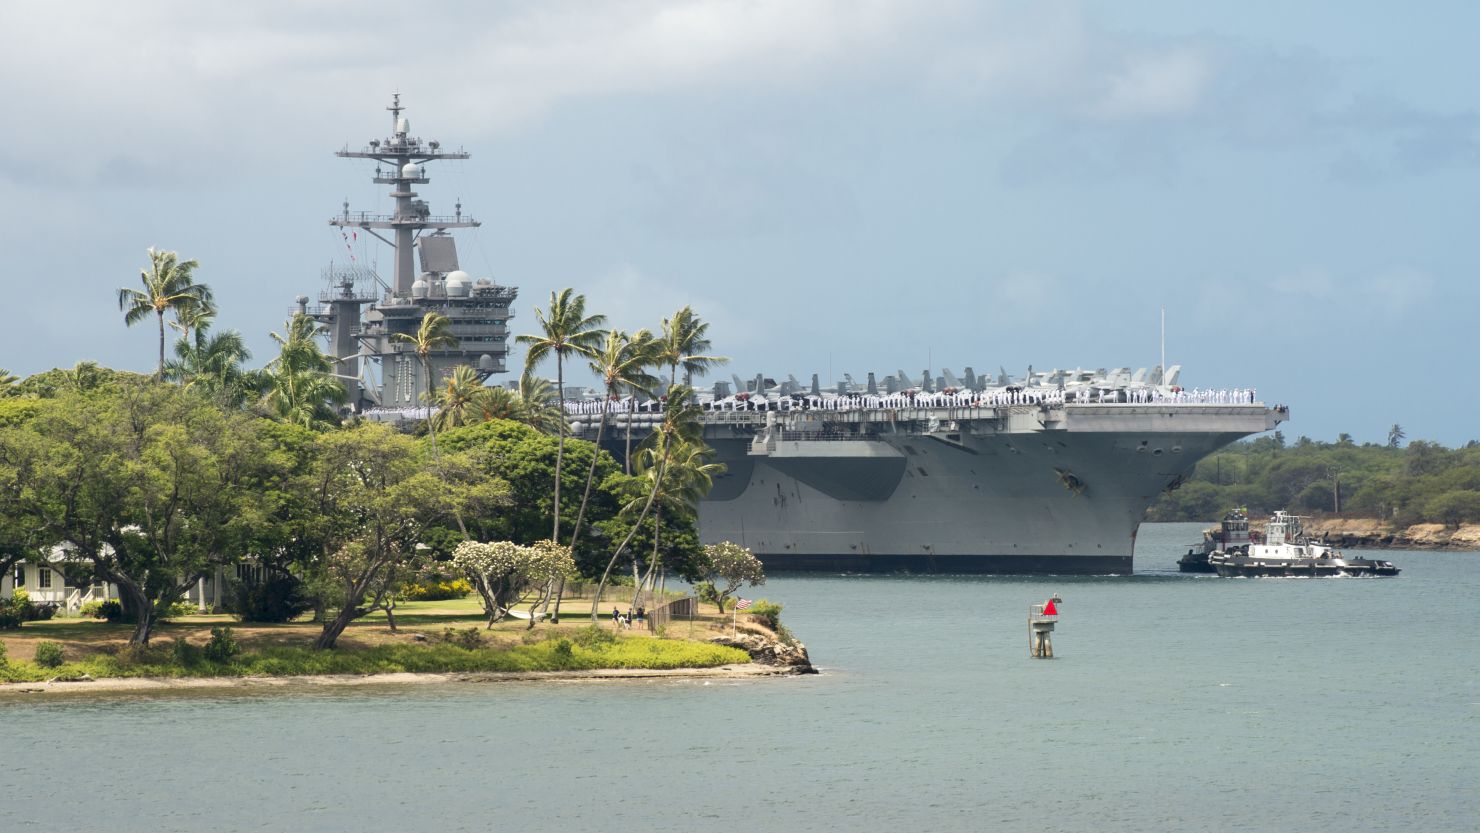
[
  {"xmin": 709, "ymin": 627, "xmax": 816, "ymax": 673},
  {"xmin": 1230, "ymin": 517, "xmax": 1480, "ymax": 551}
]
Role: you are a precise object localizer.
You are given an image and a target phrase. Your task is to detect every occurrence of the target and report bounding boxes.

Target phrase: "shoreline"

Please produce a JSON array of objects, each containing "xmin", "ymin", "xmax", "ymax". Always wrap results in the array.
[
  {"xmin": 1198, "ymin": 518, "xmax": 1480, "ymax": 552},
  {"xmin": 0, "ymin": 663, "xmax": 806, "ymax": 697}
]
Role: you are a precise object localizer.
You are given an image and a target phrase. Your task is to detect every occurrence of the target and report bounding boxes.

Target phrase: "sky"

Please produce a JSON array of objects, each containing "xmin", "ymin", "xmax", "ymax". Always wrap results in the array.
[{"xmin": 2, "ymin": 0, "xmax": 1478, "ymax": 445}]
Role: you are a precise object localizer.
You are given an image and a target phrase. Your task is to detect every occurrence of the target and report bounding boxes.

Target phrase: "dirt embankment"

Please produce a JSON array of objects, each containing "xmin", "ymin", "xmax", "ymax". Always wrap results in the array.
[{"xmin": 1255, "ymin": 517, "xmax": 1480, "ymax": 550}]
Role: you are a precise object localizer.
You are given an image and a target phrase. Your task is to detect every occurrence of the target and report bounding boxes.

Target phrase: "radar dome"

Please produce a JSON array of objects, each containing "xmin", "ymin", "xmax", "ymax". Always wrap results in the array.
[
  {"xmin": 446, "ymin": 271, "xmax": 471, "ymax": 297},
  {"xmin": 411, "ymin": 278, "xmax": 429, "ymax": 299},
  {"xmin": 401, "ymin": 163, "xmax": 423, "ymax": 178},
  {"xmin": 478, "ymin": 354, "xmax": 496, "ymax": 371}
]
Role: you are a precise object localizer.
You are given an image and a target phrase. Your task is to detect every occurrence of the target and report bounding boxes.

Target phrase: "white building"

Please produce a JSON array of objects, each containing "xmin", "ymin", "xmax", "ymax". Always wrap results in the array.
[{"xmin": 2, "ymin": 546, "xmax": 233, "ymax": 614}]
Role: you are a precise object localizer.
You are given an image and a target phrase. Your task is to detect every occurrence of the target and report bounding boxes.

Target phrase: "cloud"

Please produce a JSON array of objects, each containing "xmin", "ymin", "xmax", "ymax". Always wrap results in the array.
[
  {"xmin": 1092, "ymin": 48, "xmax": 1210, "ymax": 120},
  {"xmin": 1261, "ymin": 265, "xmax": 1434, "ymax": 317}
]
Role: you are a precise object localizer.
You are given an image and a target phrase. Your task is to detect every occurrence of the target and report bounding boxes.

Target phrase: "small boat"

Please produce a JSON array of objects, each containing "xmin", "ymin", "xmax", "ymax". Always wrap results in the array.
[
  {"xmin": 1179, "ymin": 508, "xmax": 1253, "ymax": 573},
  {"xmin": 1208, "ymin": 511, "xmax": 1400, "ymax": 577}
]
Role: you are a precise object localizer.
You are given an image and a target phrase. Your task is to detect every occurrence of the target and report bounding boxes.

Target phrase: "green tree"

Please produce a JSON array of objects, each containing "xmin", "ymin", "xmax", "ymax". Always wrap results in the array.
[
  {"xmin": 452, "ymin": 539, "xmax": 574, "ymax": 629},
  {"xmin": 14, "ymin": 382, "xmax": 281, "ymax": 643},
  {"xmin": 515, "ymin": 289, "xmax": 607, "ymax": 543},
  {"xmin": 695, "ymin": 541, "xmax": 766, "ymax": 614},
  {"xmin": 305, "ymin": 423, "xmax": 505, "ymax": 649},
  {"xmin": 117, "ymin": 248, "xmax": 213, "ymax": 378}
]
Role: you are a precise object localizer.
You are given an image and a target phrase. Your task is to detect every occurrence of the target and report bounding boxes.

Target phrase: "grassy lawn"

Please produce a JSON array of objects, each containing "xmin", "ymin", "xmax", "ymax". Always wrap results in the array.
[{"xmin": 0, "ymin": 595, "xmax": 746, "ymax": 683}]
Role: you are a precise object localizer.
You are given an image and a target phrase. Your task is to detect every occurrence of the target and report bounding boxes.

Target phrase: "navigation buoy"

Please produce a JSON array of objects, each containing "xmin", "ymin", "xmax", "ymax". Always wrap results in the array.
[{"xmin": 1028, "ymin": 595, "xmax": 1062, "ymax": 659}]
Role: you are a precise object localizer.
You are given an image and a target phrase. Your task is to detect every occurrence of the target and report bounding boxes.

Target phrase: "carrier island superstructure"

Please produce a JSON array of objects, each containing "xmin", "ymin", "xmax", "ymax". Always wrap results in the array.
[
  {"xmin": 307, "ymin": 98, "xmax": 1287, "ymax": 574},
  {"xmin": 304, "ymin": 95, "xmax": 517, "ymax": 411}
]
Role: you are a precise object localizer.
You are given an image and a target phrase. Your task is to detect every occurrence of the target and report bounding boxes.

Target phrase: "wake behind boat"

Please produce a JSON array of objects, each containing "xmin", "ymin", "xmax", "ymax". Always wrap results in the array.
[{"xmin": 1208, "ymin": 511, "xmax": 1400, "ymax": 577}]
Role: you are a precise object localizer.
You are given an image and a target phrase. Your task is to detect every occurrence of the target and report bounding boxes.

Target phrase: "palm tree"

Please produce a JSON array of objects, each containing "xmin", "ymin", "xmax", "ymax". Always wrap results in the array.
[
  {"xmin": 515, "ymin": 370, "xmax": 563, "ymax": 433},
  {"xmin": 655, "ymin": 305, "xmax": 727, "ymax": 387},
  {"xmin": 515, "ymin": 289, "xmax": 607, "ymax": 542},
  {"xmin": 567, "ymin": 330, "xmax": 658, "ymax": 556},
  {"xmin": 0, "ymin": 368, "xmax": 17, "ymax": 397},
  {"xmin": 117, "ymin": 248, "xmax": 212, "ymax": 378},
  {"xmin": 391, "ymin": 312, "xmax": 458, "ymax": 412},
  {"xmin": 431, "ymin": 365, "xmax": 494, "ymax": 432},
  {"xmin": 168, "ymin": 294, "xmax": 218, "ymax": 349},
  {"xmin": 625, "ymin": 437, "xmax": 724, "ymax": 607},
  {"xmin": 164, "ymin": 318, "xmax": 259, "ymax": 408},
  {"xmin": 590, "ymin": 384, "xmax": 703, "ymax": 619},
  {"xmin": 260, "ymin": 314, "xmax": 346, "ymax": 429}
]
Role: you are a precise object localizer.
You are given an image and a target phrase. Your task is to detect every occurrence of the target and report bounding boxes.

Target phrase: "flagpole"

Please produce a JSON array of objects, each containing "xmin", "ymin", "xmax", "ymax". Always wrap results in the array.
[{"xmin": 1160, "ymin": 306, "xmax": 1166, "ymax": 386}]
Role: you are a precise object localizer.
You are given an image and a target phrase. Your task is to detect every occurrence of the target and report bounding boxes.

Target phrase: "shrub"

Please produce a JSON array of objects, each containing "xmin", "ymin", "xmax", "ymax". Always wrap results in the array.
[
  {"xmin": 172, "ymin": 637, "xmax": 201, "ymax": 666},
  {"xmin": 571, "ymin": 625, "xmax": 616, "ymax": 649},
  {"xmin": 159, "ymin": 600, "xmax": 199, "ymax": 620},
  {"xmin": 87, "ymin": 600, "xmax": 126, "ymax": 622},
  {"xmin": 203, "ymin": 627, "xmax": 241, "ymax": 663},
  {"xmin": 745, "ymin": 599, "xmax": 783, "ymax": 629},
  {"xmin": 0, "ymin": 641, "xmax": 7, "ymax": 665},
  {"xmin": 31, "ymin": 604, "xmax": 56, "ymax": 621},
  {"xmin": 552, "ymin": 638, "xmax": 574, "ymax": 658},
  {"xmin": 115, "ymin": 643, "xmax": 169, "ymax": 667},
  {"xmin": 441, "ymin": 627, "xmax": 485, "ymax": 650},
  {"xmin": 745, "ymin": 599, "xmax": 795, "ymax": 645},
  {"xmin": 402, "ymin": 578, "xmax": 473, "ymax": 601},
  {"xmin": 229, "ymin": 574, "xmax": 313, "ymax": 623},
  {"xmin": 0, "ymin": 598, "xmax": 23, "ymax": 630},
  {"xmin": 33, "ymin": 641, "xmax": 65, "ymax": 668}
]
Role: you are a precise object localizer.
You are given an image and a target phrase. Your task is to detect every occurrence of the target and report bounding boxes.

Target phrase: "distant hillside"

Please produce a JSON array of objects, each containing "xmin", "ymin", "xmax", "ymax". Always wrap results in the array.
[{"xmin": 1148, "ymin": 431, "xmax": 1480, "ymax": 526}]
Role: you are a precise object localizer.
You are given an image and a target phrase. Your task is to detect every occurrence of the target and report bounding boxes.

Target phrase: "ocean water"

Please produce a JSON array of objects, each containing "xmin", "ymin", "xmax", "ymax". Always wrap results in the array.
[{"xmin": 3, "ymin": 523, "xmax": 1477, "ymax": 833}]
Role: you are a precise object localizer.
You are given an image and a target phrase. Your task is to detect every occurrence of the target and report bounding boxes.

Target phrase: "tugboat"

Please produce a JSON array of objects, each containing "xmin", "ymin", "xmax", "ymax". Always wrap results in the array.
[
  {"xmin": 1208, "ymin": 511, "xmax": 1400, "ymax": 577},
  {"xmin": 1179, "ymin": 508, "xmax": 1254, "ymax": 573}
]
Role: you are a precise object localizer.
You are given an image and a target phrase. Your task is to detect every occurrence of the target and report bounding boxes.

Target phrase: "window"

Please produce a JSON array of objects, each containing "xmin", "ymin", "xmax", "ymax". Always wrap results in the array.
[
  {"xmin": 38, "ymin": 567, "xmax": 52, "ymax": 589},
  {"xmin": 11, "ymin": 565, "xmax": 22, "ymax": 588}
]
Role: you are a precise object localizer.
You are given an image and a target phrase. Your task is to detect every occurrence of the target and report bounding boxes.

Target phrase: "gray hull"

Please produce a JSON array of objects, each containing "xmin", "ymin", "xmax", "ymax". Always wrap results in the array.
[{"xmin": 595, "ymin": 403, "xmax": 1285, "ymax": 575}]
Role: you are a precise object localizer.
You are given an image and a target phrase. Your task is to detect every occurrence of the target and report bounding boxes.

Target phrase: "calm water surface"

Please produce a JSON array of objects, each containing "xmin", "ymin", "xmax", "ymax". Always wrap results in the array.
[{"xmin": 4, "ymin": 523, "xmax": 1477, "ymax": 832}]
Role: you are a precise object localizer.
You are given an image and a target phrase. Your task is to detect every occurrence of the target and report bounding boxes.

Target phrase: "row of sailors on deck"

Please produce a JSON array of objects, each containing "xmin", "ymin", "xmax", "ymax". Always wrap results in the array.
[{"xmin": 561, "ymin": 387, "xmax": 1258, "ymax": 414}]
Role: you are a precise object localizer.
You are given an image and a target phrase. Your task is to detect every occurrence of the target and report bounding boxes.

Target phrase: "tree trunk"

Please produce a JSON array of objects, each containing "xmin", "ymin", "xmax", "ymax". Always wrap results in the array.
[
  {"xmin": 553, "ymin": 355, "xmax": 565, "ymax": 541},
  {"xmin": 624, "ymin": 409, "xmax": 633, "ymax": 475},
  {"xmin": 589, "ymin": 444, "xmax": 671, "ymax": 620},
  {"xmin": 314, "ymin": 607, "xmax": 359, "ymax": 650},
  {"xmin": 156, "ymin": 312, "xmax": 167, "ymax": 380},
  {"xmin": 383, "ymin": 601, "xmax": 398, "ymax": 633},
  {"xmin": 567, "ymin": 399, "xmax": 609, "ymax": 557},
  {"xmin": 120, "ymin": 581, "xmax": 156, "ymax": 645},
  {"xmin": 630, "ymin": 554, "xmax": 642, "ymax": 610},
  {"xmin": 422, "ymin": 356, "xmax": 468, "ymax": 537},
  {"xmin": 634, "ymin": 506, "xmax": 661, "ymax": 609}
]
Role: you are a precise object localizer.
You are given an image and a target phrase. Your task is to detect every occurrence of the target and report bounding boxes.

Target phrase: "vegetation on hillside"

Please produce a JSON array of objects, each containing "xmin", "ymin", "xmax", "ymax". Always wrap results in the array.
[{"xmin": 1150, "ymin": 429, "xmax": 1480, "ymax": 525}]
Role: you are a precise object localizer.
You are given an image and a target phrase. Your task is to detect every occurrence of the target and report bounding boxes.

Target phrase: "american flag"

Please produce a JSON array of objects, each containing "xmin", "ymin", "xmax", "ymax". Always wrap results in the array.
[{"xmin": 735, "ymin": 598, "xmax": 753, "ymax": 610}]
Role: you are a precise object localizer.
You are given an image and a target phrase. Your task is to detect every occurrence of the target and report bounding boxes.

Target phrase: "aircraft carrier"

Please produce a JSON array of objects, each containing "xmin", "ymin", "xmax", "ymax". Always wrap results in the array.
[
  {"xmin": 569, "ymin": 372, "xmax": 1286, "ymax": 574},
  {"xmin": 307, "ymin": 98, "xmax": 1287, "ymax": 574}
]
